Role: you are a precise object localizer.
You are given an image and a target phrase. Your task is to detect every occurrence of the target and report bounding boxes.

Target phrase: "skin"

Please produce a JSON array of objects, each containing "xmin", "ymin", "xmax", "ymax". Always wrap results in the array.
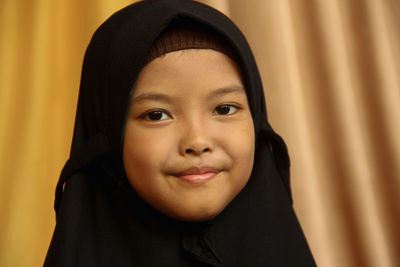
[{"xmin": 123, "ymin": 49, "xmax": 255, "ymax": 222}]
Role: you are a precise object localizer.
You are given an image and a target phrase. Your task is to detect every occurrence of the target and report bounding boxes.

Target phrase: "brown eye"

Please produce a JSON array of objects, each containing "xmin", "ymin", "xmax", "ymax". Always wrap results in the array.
[
  {"xmin": 214, "ymin": 105, "xmax": 238, "ymax": 115},
  {"xmin": 142, "ymin": 110, "xmax": 170, "ymax": 121}
]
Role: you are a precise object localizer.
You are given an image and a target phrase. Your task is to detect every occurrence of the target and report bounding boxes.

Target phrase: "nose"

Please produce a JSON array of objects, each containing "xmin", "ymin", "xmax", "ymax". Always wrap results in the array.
[{"xmin": 179, "ymin": 120, "xmax": 214, "ymax": 156}]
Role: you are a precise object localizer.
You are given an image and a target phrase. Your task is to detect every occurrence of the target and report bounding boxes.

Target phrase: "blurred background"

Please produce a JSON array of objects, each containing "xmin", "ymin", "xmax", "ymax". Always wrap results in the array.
[{"xmin": 0, "ymin": 0, "xmax": 399, "ymax": 266}]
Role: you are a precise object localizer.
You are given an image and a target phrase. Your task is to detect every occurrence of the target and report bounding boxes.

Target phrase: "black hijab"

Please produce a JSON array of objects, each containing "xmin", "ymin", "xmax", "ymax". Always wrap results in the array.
[{"xmin": 45, "ymin": 0, "xmax": 316, "ymax": 266}]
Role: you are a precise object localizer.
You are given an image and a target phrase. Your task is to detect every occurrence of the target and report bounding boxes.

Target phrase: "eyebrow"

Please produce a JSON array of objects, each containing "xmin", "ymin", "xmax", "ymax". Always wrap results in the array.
[
  {"xmin": 131, "ymin": 92, "xmax": 174, "ymax": 104},
  {"xmin": 207, "ymin": 85, "xmax": 246, "ymax": 100},
  {"xmin": 131, "ymin": 85, "xmax": 246, "ymax": 104}
]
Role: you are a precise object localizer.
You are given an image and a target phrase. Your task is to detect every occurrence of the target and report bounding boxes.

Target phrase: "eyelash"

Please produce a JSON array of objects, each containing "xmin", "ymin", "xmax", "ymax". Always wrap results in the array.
[
  {"xmin": 140, "ymin": 104, "xmax": 240, "ymax": 122},
  {"xmin": 140, "ymin": 110, "xmax": 171, "ymax": 121},
  {"xmin": 213, "ymin": 104, "xmax": 240, "ymax": 116}
]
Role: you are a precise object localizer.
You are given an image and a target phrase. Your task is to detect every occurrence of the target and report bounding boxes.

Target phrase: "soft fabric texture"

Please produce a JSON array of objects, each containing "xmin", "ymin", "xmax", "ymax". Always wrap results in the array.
[
  {"xmin": 143, "ymin": 19, "xmax": 236, "ymax": 67},
  {"xmin": 44, "ymin": 0, "xmax": 316, "ymax": 266}
]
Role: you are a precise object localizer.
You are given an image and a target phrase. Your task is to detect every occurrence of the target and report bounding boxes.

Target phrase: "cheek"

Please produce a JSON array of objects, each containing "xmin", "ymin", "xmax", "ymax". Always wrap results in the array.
[
  {"xmin": 223, "ymin": 119, "xmax": 255, "ymax": 163},
  {"xmin": 216, "ymin": 118, "xmax": 255, "ymax": 186},
  {"xmin": 123, "ymin": 125, "xmax": 174, "ymax": 183},
  {"xmin": 236, "ymin": 123, "xmax": 255, "ymax": 179}
]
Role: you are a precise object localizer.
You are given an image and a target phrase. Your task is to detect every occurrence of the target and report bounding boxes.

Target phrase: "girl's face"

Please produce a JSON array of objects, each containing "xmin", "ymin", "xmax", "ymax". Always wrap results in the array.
[{"xmin": 123, "ymin": 49, "xmax": 255, "ymax": 221}]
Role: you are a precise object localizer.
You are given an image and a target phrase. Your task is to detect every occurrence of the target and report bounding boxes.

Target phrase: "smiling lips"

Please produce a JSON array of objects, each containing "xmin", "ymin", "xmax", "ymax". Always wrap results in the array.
[{"xmin": 176, "ymin": 166, "xmax": 220, "ymax": 183}]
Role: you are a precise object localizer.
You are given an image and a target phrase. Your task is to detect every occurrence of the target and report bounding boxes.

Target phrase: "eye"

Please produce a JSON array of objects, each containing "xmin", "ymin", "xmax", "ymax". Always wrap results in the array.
[
  {"xmin": 141, "ymin": 110, "xmax": 171, "ymax": 121},
  {"xmin": 213, "ymin": 104, "xmax": 239, "ymax": 115}
]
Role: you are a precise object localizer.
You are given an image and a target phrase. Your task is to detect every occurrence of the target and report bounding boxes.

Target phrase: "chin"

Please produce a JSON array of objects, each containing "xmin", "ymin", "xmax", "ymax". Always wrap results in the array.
[{"xmin": 165, "ymin": 204, "xmax": 226, "ymax": 222}]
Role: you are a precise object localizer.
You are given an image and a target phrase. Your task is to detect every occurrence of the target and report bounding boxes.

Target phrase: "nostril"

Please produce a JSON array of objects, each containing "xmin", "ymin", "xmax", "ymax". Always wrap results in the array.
[{"xmin": 185, "ymin": 147, "xmax": 210, "ymax": 154}]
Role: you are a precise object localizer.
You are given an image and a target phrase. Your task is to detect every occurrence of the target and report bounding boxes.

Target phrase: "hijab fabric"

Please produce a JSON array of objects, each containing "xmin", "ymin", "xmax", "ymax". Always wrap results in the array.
[{"xmin": 45, "ymin": 1, "xmax": 316, "ymax": 266}]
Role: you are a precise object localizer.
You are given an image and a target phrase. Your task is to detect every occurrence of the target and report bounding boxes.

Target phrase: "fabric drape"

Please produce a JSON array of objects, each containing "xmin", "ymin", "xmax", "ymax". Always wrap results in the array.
[{"xmin": 0, "ymin": 0, "xmax": 398, "ymax": 266}]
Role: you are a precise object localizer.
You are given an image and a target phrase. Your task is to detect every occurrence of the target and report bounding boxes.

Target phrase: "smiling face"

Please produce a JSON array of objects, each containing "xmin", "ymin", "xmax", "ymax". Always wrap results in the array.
[{"xmin": 123, "ymin": 49, "xmax": 255, "ymax": 221}]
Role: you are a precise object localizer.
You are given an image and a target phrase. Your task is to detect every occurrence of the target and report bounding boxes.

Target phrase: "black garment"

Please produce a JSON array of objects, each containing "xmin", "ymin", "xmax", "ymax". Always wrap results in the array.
[{"xmin": 44, "ymin": 0, "xmax": 316, "ymax": 266}]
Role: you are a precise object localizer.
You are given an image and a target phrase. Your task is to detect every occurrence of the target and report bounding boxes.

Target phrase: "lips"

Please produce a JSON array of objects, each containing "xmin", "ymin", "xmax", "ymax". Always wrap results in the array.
[{"xmin": 175, "ymin": 166, "xmax": 220, "ymax": 184}]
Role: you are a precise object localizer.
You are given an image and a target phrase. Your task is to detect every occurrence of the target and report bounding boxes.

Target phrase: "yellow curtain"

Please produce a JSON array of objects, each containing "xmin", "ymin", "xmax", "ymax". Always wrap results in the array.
[
  {"xmin": 0, "ymin": 0, "xmax": 134, "ymax": 266},
  {"xmin": 0, "ymin": 0, "xmax": 398, "ymax": 266}
]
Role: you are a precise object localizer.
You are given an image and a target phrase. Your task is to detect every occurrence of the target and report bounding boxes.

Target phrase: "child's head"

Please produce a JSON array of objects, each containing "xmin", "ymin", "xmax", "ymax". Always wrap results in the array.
[
  {"xmin": 47, "ymin": 2, "xmax": 315, "ymax": 266},
  {"xmin": 123, "ymin": 23, "xmax": 255, "ymax": 221}
]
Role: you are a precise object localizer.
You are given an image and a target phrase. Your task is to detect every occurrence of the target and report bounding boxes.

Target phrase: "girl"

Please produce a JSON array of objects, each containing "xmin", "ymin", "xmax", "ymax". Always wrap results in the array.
[{"xmin": 45, "ymin": 0, "xmax": 315, "ymax": 266}]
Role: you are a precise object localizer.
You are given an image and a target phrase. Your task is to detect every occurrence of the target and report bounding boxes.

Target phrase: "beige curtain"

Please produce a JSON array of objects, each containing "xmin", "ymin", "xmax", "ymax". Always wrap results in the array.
[{"xmin": 1, "ymin": 0, "xmax": 398, "ymax": 266}]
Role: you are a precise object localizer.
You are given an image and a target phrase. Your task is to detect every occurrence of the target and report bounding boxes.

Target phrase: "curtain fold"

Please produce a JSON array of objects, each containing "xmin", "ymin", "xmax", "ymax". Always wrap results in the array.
[
  {"xmin": 224, "ymin": 1, "xmax": 400, "ymax": 266},
  {"xmin": 0, "ymin": 0, "xmax": 398, "ymax": 266}
]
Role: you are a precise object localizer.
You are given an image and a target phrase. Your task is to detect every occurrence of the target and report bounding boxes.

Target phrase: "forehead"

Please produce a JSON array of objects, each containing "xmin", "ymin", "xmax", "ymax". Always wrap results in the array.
[{"xmin": 131, "ymin": 49, "xmax": 245, "ymax": 100}]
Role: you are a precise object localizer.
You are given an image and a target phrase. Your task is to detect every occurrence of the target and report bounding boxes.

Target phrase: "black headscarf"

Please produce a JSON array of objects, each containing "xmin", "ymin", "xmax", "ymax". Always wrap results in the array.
[{"xmin": 44, "ymin": 0, "xmax": 316, "ymax": 266}]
